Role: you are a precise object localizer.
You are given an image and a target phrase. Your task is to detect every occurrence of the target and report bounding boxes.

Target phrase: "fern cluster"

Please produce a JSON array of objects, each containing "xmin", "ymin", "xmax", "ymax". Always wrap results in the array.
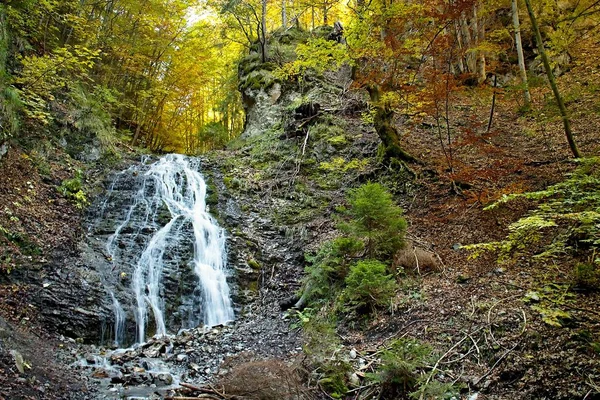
[
  {"xmin": 466, "ymin": 158, "xmax": 600, "ymax": 265},
  {"xmin": 59, "ymin": 169, "xmax": 89, "ymax": 209}
]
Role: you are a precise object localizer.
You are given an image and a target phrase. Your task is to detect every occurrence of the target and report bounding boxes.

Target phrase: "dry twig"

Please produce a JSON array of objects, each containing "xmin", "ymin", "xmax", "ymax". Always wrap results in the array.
[{"xmin": 472, "ymin": 340, "xmax": 521, "ymax": 386}]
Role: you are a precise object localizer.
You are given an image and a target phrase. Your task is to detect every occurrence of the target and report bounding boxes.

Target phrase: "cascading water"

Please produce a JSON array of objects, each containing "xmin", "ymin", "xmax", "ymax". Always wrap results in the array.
[
  {"xmin": 110, "ymin": 292, "xmax": 126, "ymax": 346},
  {"xmin": 98, "ymin": 154, "xmax": 233, "ymax": 344}
]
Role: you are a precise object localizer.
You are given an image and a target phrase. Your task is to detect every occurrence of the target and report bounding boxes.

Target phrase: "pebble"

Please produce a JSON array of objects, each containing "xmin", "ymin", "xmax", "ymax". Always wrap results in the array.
[{"xmin": 349, "ymin": 373, "xmax": 360, "ymax": 386}]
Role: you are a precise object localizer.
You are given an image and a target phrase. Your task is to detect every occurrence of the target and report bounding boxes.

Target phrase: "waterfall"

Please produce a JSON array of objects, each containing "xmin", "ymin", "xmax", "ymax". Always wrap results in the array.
[
  {"xmin": 110, "ymin": 292, "xmax": 126, "ymax": 346},
  {"xmin": 102, "ymin": 154, "xmax": 234, "ymax": 343}
]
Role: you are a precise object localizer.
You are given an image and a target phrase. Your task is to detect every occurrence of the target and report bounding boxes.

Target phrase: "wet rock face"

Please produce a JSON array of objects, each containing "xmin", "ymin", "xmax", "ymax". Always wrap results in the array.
[
  {"xmin": 37, "ymin": 156, "xmax": 236, "ymax": 345},
  {"xmin": 84, "ymin": 156, "xmax": 234, "ymax": 345},
  {"xmin": 205, "ymin": 161, "xmax": 306, "ymax": 308}
]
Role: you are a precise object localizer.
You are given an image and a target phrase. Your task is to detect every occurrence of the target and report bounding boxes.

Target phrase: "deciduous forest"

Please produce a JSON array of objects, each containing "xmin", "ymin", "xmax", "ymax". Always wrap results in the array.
[{"xmin": 0, "ymin": 0, "xmax": 599, "ymax": 399}]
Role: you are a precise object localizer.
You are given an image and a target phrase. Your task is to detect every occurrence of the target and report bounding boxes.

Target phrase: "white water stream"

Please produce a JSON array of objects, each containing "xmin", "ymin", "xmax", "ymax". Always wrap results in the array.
[{"xmin": 104, "ymin": 154, "xmax": 233, "ymax": 344}]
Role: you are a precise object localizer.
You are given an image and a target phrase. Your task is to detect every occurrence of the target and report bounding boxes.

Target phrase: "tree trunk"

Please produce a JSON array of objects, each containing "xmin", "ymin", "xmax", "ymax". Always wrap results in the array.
[
  {"xmin": 282, "ymin": 0, "xmax": 287, "ymax": 29},
  {"xmin": 473, "ymin": 3, "xmax": 486, "ymax": 83},
  {"xmin": 460, "ymin": 12, "xmax": 476, "ymax": 73},
  {"xmin": 512, "ymin": 0, "xmax": 532, "ymax": 107},
  {"xmin": 454, "ymin": 20, "xmax": 465, "ymax": 74},
  {"xmin": 524, "ymin": 0, "xmax": 580, "ymax": 158},
  {"xmin": 366, "ymin": 85, "xmax": 420, "ymax": 164},
  {"xmin": 261, "ymin": 0, "xmax": 268, "ymax": 62}
]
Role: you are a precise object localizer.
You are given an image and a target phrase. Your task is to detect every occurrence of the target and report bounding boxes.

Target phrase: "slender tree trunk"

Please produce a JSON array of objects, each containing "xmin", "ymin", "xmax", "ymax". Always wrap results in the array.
[
  {"xmin": 132, "ymin": 122, "xmax": 143, "ymax": 146},
  {"xmin": 524, "ymin": 0, "xmax": 580, "ymax": 158},
  {"xmin": 282, "ymin": 0, "xmax": 287, "ymax": 29},
  {"xmin": 460, "ymin": 12, "xmax": 476, "ymax": 73},
  {"xmin": 487, "ymin": 74, "xmax": 497, "ymax": 133},
  {"xmin": 454, "ymin": 21, "xmax": 465, "ymax": 74},
  {"xmin": 512, "ymin": 0, "xmax": 532, "ymax": 107},
  {"xmin": 261, "ymin": 0, "xmax": 268, "ymax": 62},
  {"xmin": 473, "ymin": 3, "xmax": 486, "ymax": 83}
]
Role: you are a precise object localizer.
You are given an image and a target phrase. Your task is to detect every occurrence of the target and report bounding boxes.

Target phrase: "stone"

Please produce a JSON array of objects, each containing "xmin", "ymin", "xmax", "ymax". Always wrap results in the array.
[
  {"xmin": 155, "ymin": 373, "xmax": 173, "ymax": 385},
  {"xmin": 143, "ymin": 342, "xmax": 166, "ymax": 358},
  {"xmin": 91, "ymin": 369, "xmax": 109, "ymax": 378},
  {"xmin": 109, "ymin": 371, "xmax": 125, "ymax": 384},
  {"xmin": 349, "ymin": 373, "xmax": 360, "ymax": 387},
  {"xmin": 130, "ymin": 372, "xmax": 149, "ymax": 384},
  {"xmin": 85, "ymin": 355, "xmax": 97, "ymax": 364}
]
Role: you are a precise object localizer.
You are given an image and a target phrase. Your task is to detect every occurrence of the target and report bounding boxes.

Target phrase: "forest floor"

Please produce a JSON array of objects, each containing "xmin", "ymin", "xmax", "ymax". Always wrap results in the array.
[{"xmin": 357, "ymin": 64, "xmax": 600, "ymax": 398}]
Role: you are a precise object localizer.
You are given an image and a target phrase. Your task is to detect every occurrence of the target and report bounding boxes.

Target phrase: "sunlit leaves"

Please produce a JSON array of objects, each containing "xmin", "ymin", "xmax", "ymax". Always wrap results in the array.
[
  {"xmin": 13, "ymin": 46, "xmax": 100, "ymax": 123},
  {"xmin": 276, "ymin": 37, "xmax": 349, "ymax": 80}
]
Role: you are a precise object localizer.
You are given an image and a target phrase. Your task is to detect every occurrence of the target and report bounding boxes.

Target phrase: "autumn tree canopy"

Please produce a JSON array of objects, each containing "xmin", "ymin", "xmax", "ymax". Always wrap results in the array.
[{"xmin": 2, "ymin": 0, "xmax": 600, "ymax": 156}]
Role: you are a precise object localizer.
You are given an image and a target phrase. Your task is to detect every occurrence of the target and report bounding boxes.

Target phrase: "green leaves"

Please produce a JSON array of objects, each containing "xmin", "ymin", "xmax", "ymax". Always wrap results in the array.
[
  {"xmin": 59, "ymin": 169, "xmax": 89, "ymax": 209},
  {"xmin": 343, "ymin": 260, "xmax": 396, "ymax": 310},
  {"xmin": 531, "ymin": 305, "xmax": 571, "ymax": 327},
  {"xmin": 276, "ymin": 37, "xmax": 350, "ymax": 81},
  {"xmin": 341, "ymin": 182, "xmax": 407, "ymax": 259},
  {"xmin": 367, "ymin": 338, "xmax": 460, "ymax": 399},
  {"xmin": 13, "ymin": 46, "xmax": 99, "ymax": 124},
  {"xmin": 523, "ymin": 284, "xmax": 574, "ymax": 327}
]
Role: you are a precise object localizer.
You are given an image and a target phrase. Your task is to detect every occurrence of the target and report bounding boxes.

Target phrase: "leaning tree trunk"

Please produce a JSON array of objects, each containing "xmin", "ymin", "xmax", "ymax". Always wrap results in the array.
[
  {"xmin": 366, "ymin": 85, "xmax": 420, "ymax": 164},
  {"xmin": 512, "ymin": 0, "xmax": 532, "ymax": 107},
  {"xmin": 524, "ymin": 0, "xmax": 580, "ymax": 158}
]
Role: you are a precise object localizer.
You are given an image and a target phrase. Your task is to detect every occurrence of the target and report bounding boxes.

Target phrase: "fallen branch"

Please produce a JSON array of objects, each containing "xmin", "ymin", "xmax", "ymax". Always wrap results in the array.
[
  {"xmin": 166, "ymin": 396, "xmax": 221, "ymax": 400},
  {"xmin": 487, "ymin": 295, "xmax": 522, "ymax": 350},
  {"xmin": 180, "ymin": 382, "xmax": 203, "ymax": 391},
  {"xmin": 472, "ymin": 340, "xmax": 521, "ymax": 386},
  {"xmin": 174, "ymin": 382, "xmax": 232, "ymax": 400},
  {"xmin": 346, "ymin": 382, "xmax": 377, "ymax": 394},
  {"xmin": 413, "ymin": 247, "xmax": 420, "ymax": 276}
]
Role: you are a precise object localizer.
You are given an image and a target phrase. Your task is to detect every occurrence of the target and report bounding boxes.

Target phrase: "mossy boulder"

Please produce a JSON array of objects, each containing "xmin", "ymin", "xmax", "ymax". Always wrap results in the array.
[{"xmin": 239, "ymin": 69, "xmax": 277, "ymax": 92}]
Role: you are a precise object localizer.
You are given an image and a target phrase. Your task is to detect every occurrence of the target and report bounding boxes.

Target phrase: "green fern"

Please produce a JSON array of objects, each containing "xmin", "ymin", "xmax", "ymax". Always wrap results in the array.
[{"xmin": 465, "ymin": 157, "xmax": 600, "ymax": 264}]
